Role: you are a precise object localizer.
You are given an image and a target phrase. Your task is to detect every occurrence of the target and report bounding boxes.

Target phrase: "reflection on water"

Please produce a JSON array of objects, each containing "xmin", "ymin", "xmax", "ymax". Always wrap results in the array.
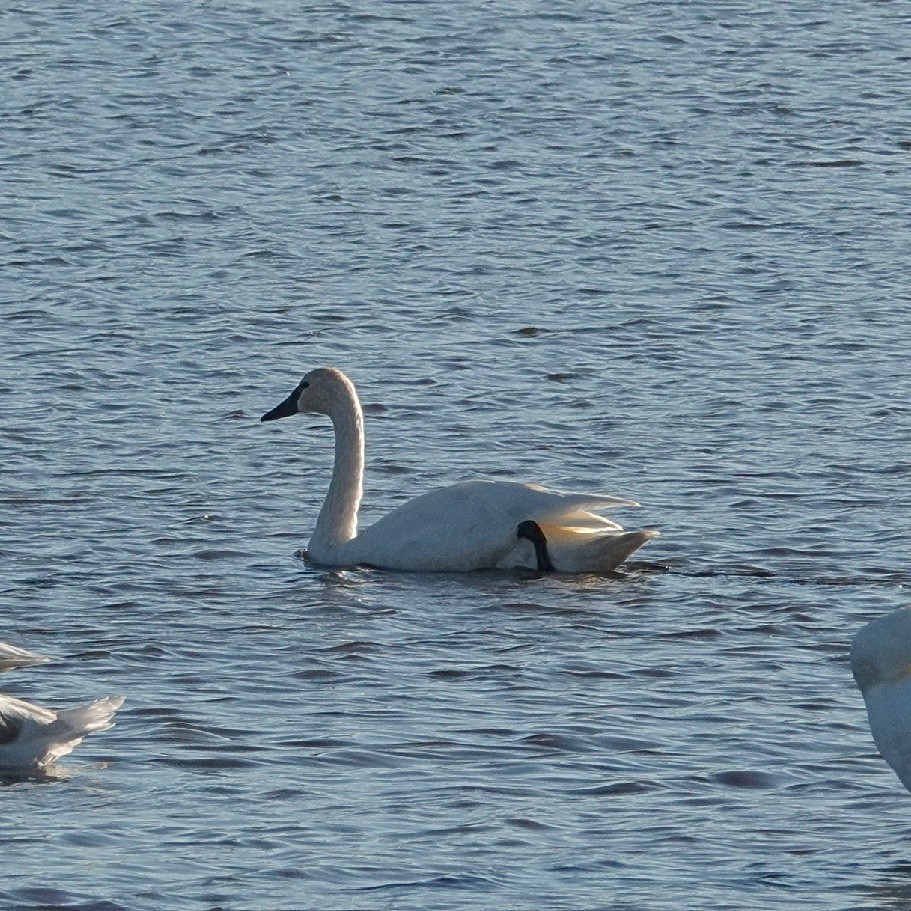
[{"xmin": 0, "ymin": 765, "xmax": 72, "ymax": 789}]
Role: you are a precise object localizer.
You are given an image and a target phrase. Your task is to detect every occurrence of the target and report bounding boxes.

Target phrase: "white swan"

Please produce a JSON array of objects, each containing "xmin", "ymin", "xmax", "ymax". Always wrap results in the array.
[
  {"xmin": 261, "ymin": 367, "xmax": 659, "ymax": 572},
  {"xmin": 0, "ymin": 693, "xmax": 124, "ymax": 772},
  {"xmin": 0, "ymin": 641, "xmax": 49, "ymax": 672},
  {"xmin": 851, "ymin": 607, "xmax": 911, "ymax": 793}
]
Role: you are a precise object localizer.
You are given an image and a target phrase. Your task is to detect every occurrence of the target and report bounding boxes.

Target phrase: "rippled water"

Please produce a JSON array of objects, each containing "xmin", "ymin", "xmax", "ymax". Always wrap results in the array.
[{"xmin": 2, "ymin": 2, "xmax": 911, "ymax": 908}]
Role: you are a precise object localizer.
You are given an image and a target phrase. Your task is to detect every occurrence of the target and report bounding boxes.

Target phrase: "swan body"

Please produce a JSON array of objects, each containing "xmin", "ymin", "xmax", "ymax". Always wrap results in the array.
[
  {"xmin": 262, "ymin": 368, "xmax": 658, "ymax": 573},
  {"xmin": 0, "ymin": 641, "xmax": 49, "ymax": 671},
  {"xmin": 851, "ymin": 607, "xmax": 911, "ymax": 793},
  {"xmin": 0, "ymin": 693, "xmax": 124, "ymax": 771}
]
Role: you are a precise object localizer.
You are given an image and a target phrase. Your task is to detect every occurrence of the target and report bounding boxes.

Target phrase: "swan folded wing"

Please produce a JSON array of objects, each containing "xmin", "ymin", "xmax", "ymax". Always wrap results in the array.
[
  {"xmin": 348, "ymin": 480, "xmax": 641, "ymax": 571},
  {"xmin": 0, "ymin": 693, "xmax": 57, "ymax": 726},
  {"xmin": 551, "ymin": 491, "xmax": 640, "ymax": 511},
  {"xmin": 351, "ymin": 488, "xmax": 519, "ymax": 571},
  {"xmin": 0, "ymin": 642, "xmax": 50, "ymax": 670},
  {"xmin": 537, "ymin": 522, "xmax": 619, "ymax": 546},
  {"xmin": 540, "ymin": 512, "xmax": 624, "ymax": 535},
  {"xmin": 514, "ymin": 487, "xmax": 637, "ymax": 532}
]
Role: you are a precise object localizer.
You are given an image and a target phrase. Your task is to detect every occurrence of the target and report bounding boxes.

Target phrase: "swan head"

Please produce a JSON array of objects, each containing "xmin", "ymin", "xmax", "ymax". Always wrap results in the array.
[
  {"xmin": 261, "ymin": 368, "xmax": 357, "ymax": 422},
  {"xmin": 851, "ymin": 607, "xmax": 911, "ymax": 693}
]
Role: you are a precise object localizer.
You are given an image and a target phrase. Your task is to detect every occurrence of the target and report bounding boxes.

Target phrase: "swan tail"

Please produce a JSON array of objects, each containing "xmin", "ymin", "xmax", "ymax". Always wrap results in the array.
[
  {"xmin": 36, "ymin": 696, "xmax": 124, "ymax": 766},
  {"xmin": 547, "ymin": 528, "xmax": 659, "ymax": 573},
  {"xmin": 49, "ymin": 696, "xmax": 125, "ymax": 742},
  {"xmin": 534, "ymin": 489, "xmax": 639, "ymax": 515},
  {"xmin": 518, "ymin": 487, "xmax": 641, "ymax": 534}
]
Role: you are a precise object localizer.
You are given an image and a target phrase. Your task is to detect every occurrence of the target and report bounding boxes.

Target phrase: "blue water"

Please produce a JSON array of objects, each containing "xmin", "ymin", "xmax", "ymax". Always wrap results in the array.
[{"xmin": 2, "ymin": 2, "xmax": 911, "ymax": 908}]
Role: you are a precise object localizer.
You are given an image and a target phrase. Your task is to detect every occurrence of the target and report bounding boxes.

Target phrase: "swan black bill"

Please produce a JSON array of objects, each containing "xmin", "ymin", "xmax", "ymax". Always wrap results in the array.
[
  {"xmin": 261, "ymin": 390, "xmax": 300, "ymax": 422},
  {"xmin": 516, "ymin": 520, "xmax": 555, "ymax": 573}
]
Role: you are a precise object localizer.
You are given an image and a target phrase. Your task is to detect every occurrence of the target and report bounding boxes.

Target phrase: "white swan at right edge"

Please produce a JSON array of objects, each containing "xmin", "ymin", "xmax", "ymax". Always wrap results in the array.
[
  {"xmin": 851, "ymin": 607, "xmax": 911, "ymax": 793},
  {"xmin": 261, "ymin": 367, "xmax": 659, "ymax": 573}
]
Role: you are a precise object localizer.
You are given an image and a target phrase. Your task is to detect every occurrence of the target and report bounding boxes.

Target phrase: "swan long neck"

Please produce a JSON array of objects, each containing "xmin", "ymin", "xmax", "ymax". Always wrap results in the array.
[{"xmin": 312, "ymin": 382, "xmax": 365, "ymax": 549}]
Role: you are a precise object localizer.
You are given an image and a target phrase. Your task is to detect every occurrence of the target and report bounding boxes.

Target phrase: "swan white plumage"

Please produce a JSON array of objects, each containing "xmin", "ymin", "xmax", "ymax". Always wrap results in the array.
[
  {"xmin": 261, "ymin": 367, "xmax": 658, "ymax": 572},
  {"xmin": 0, "ymin": 692, "xmax": 124, "ymax": 771},
  {"xmin": 851, "ymin": 607, "xmax": 911, "ymax": 793},
  {"xmin": 0, "ymin": 641, "xmax": 49, "ymax": 672}
]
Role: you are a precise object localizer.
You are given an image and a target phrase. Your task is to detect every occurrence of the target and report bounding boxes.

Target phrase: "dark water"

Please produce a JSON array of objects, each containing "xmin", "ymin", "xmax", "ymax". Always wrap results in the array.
[{"xmin": 2, "ymin": 2, "xmax": 911, "ymax": 908}]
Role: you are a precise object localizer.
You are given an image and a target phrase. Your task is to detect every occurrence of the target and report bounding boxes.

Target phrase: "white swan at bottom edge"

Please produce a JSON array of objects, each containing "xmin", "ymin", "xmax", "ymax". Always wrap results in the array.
[{"xmin": 261, "ymin": 367, "xmax": 659, "ymax": 573}]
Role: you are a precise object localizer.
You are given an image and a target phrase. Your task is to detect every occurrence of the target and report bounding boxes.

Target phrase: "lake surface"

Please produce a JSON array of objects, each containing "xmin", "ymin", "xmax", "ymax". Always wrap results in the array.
[{"xmin": 2, "ymin": 2, "xmax": 911, "ymax": 908}]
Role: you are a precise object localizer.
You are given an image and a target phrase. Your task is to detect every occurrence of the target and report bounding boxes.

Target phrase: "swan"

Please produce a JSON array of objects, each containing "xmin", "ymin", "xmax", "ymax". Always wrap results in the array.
[
  {"xmin": 851, "ymin": 607, "xmax": 911, "ymax": 793},
  {"xmin": 261, "ymin": 367, "xmax": 659, "ymax": 572},
  {"xmin": 0, "ymin": 693, "xmax": 124, "ymax": 772},
  {"xmin": 0, "ymin": 641, "xmax": 49, "ymax": 671}
]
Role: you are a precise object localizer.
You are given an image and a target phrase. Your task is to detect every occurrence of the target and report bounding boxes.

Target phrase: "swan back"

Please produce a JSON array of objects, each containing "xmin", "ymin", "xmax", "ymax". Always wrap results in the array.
[{"xmin": 851, "ymin": 608, "xmax": 911, "ymax": 693}]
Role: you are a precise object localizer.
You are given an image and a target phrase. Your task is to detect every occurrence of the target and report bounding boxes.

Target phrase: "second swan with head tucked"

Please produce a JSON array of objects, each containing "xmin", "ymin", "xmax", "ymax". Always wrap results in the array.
[{"xmin": 261, "ymin": 367, "xmax": 658, "ymax": 573}]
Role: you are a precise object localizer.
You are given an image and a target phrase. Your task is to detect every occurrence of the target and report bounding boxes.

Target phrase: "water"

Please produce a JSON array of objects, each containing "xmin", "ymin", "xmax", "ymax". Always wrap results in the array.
[{"xmin": 2, "ymin": 1, "xmax": 911, "ymax": 908}]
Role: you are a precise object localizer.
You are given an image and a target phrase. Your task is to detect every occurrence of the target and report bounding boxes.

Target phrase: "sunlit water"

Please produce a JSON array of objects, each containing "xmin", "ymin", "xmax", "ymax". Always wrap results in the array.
[{"xmin": 2, "ymin": 2, "xmax": 911, "ymax": 909}]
